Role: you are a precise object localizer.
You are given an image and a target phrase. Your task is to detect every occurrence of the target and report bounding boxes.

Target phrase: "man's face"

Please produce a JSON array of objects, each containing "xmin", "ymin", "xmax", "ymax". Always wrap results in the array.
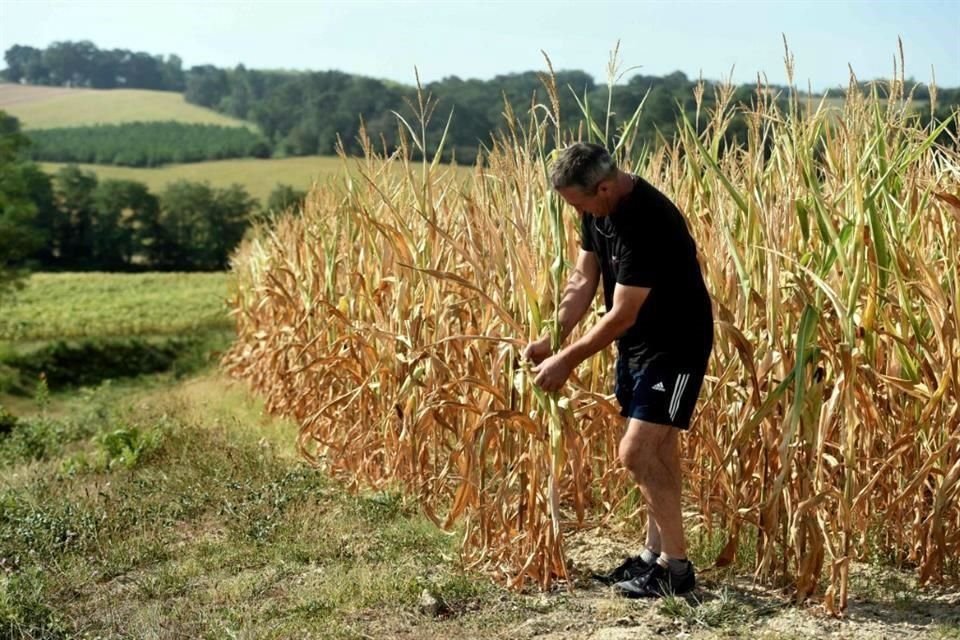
[{"xmin": 556, "ymin": 177, "xmax": 617, "ymax": 217}]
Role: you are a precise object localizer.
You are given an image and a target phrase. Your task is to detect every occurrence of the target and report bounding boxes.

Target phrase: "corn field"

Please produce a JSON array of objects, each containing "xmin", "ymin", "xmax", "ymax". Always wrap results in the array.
[{"xmin": 221, "ymin": 53, "xmax": 960, "ymax": 613}]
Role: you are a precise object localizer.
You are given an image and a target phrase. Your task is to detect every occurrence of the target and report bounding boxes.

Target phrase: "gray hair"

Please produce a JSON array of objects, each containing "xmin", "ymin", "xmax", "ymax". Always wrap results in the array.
[{"xmin": 549, "ymin": 142, "xmax": 617, "ymax": 193}]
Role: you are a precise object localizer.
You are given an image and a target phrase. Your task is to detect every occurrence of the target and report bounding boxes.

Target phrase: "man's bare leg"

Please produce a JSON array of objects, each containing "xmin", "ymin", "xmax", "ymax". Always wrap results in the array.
[
  {"xmin": 618, "ymin": 419, "xmax": 685, "ymax": 559},
  {"xmin": 645, "ymin": 512, "xmax": 661, "ymax": 554}
]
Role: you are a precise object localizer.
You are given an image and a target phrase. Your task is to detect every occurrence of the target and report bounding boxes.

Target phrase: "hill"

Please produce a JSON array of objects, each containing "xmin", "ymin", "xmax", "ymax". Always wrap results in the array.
[
  {"xmin": 39, "ymin": 156, "xmax": 473, "ymax": 204},
  {"xmin": 39, "ymin": 156, "xmax": 347, "ymax": 204},
  {"xmin": 0, "ymin": 83, "xmax": 253, "ymax": 130}
]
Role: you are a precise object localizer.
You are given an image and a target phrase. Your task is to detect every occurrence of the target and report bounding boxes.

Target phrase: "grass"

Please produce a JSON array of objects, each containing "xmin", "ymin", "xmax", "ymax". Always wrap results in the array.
[
  {"xmin": 0, "ymin": 272, "xmax": 236, "ymax": 397},
  {"xmin": 657, "ymin": 587, "xmax": 779, "ymax": 630},
  {"xmin": 0, "ymin": 262, "xmax": 510, "ymax": 638},
  {"xmin": 0, "ymin": 370, "xmax": 518, "ymax": 639},
  {"xmin": 0, "ymin": 84, "xmax": 254, "ymax": 130},
  {"xmin": 0, "ymin": 272, "xmax": 234, "ymax": 343}
]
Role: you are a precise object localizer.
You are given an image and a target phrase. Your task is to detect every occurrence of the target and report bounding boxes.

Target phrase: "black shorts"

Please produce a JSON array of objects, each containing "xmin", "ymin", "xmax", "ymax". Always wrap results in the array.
[{"xmin": 614, "ymin": 346, "xmax": 710, "ymax": 430}]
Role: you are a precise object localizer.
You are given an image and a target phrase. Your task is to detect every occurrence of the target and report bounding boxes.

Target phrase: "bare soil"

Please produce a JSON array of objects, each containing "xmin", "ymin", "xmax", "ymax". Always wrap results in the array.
[{"xmin": 363, "ymin": 529, "xmax": 960, "ymax": 640}]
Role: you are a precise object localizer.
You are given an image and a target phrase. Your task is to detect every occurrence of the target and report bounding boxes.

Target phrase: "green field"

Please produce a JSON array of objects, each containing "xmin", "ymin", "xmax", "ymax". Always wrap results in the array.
[
  {"xmin": 40, "ymin": 155, "xmax": 473, "ymax": 204},
  {"xmin": 0, "ymin": 272, "xmax": 235, "ymax": 342},
  {"xmin": 0, "ymin": 84, "xmax": 253, "ymax": 130},
  {"xmin": 40, "ymin": 156, "xmax": 346, "ymax": 203}
]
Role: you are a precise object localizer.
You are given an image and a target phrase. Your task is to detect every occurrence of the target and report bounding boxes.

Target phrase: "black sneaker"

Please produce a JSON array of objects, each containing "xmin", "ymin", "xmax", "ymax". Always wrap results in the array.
[
  {"xmin": 591, "ymin": 555, "xmax": 655, "ymax": 585},
  {"xmin": 612, "ymin": 560, "xmax": 696, "ymax": 598}
]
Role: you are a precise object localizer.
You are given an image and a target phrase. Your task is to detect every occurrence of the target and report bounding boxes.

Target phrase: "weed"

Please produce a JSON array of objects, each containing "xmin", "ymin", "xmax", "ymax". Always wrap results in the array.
[
  {"xmin": 93, "ymin": 425, "xmax": 163, "ymax": 470},
  {"xmin": 658, "ymin": 587, "xmax": 775, "ymax": 630},
  {"xmin": 0, "ymin": 569, "xmax": 70, "ymax": 640}
]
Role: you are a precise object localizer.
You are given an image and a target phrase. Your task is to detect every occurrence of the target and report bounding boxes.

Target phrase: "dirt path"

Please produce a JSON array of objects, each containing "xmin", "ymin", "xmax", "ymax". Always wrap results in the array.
[
  {"xmin": 475, "ymin": 531, "xmax": 960, "ymax": 640},
  {"xmin": 349, "ymin": 534, "xmax": 960, "ymax": 640},
  {"xmin": 485, "ymin": 575, "xmax": 960, "ymax": 640},
  {"xmin": 346, "ymin": 528, "xmax": 958, "ymax": 639}
]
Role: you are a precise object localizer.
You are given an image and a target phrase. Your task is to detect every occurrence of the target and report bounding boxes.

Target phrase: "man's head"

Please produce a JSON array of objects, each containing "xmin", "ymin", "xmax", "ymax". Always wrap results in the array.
[{"xmin": 550, "ymin": 142, "xmax": 621, "ymax": 216}]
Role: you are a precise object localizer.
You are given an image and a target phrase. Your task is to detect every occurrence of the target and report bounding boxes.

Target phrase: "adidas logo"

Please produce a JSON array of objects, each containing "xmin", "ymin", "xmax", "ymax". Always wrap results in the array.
[{"xmin": 652, "ymin": 381, "xmax": 666, "ymax": 392}]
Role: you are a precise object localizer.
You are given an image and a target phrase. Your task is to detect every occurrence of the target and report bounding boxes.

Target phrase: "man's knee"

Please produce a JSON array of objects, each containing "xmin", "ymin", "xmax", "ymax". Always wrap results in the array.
[
  {"xmin": 618, "ymin": 419, "xmax": 673, "ymax": 480},
  {"xmin": 618, "ymin": 437, "xmax": 645, "ymax": 477},
  {"xmin": 619, "ymin": 418, "xmax": 677, "ymax": 483}
]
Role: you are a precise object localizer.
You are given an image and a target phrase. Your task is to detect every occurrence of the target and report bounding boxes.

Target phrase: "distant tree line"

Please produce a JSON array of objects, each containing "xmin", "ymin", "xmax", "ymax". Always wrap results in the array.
[
  {"xmin": 182, "ymin": 66, "xmax": 739, "ymax": 163},
  {"xmin": 23, "ymin": 122, "xmax": 271, "ymax": 167},
  {"xmin": 1, "ymin": 112, "xmax": 305, "ymax": 283},
  {"xmin": 4, "ymin": 41, "xmax": 957, "ymax": 166},
  {"xmin": 3, "ymin": 42, "xmax": 184, "ymax": 90},
  {"xmin": 182, "ymin": 68, "xmax": 957, "ymax": 161}
]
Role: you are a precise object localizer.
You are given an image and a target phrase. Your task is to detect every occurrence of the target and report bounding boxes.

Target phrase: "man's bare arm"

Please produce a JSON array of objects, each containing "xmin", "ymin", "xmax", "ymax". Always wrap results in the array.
[
  {"xmin": 555, "ymin": 249, "xmax": 601, "ymax": 343},
  {"xmin": 559, "ymin": 283, "xmax": 650, "ymax": 368}
]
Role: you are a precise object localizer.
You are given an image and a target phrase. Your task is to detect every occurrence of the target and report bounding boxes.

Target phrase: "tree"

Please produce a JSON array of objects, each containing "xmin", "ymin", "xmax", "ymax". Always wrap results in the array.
[
  {"xmin": 121, "ymin": 51, "xmax": 165, "ymax": 89},
  {"xmin": 185, "ymin": 65, "xmax": 230, "ymax": 107},
  {"xmin": 92, "ymin": 179, "xmax": 159, "ymax": 268},
  {"xmin": 19, "ymin": 164, "xmax": 57, "ymax": 266},
  {"xmin": 3, "ymin": 42, "xmax": 184, "ymax": 90},
  {"xmin": 210, "ymin": 184, "xmax": 258, "ymax": 269},
  {"xmin": 152, "ymin": 181, "xmax": 210, "ymax": 269},
  {"xmin": 161, "ymin": 54, "xmax": 185, "ymax": 92},
  {"xmin": 52, "ymin": 165, "xmax": 98, "ymax": 268},
  {"xmin": 3, "ymin": 45, "xmax": 43, "ymax": 83},
  {"xmin": 155, "ymin": 181, "xmax": 257, "ymax": 270},
  {"xmin": 43, "ymin": 40, "xmax": 99, "ymax": 86},
  {"xmin": 266, "ymin": 183, "xmax": 306, "ymax": 214},
  {"xmin": 0, "ymin": 112, "xmax": 45, "ymax": 295},
  {"xmin": 89, "ymin": 48, "xmax": 120, "ymax": 88}
]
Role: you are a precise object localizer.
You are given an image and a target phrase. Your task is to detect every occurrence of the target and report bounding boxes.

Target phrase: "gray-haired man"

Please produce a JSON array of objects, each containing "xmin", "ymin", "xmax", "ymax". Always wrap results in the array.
[{"xmin": 523, "ymin": 142, "xmax": 713, "ymax": 597}]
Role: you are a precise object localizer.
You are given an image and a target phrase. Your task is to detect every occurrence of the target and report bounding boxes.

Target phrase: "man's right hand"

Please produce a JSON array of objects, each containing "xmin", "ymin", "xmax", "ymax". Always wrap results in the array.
[{"xmin": 522, "ymin": 335, "xmax": 553, "ymax": 365}]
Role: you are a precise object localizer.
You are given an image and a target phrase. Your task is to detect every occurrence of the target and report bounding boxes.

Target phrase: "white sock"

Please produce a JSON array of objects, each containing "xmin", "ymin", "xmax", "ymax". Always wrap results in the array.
[
  {"xmin": 639, "ymin": 547, "xmax": 658, "ymax": 564},
  {"xmin": 658, "ymin": 552, "xmax": 689, "ymax": 573}
]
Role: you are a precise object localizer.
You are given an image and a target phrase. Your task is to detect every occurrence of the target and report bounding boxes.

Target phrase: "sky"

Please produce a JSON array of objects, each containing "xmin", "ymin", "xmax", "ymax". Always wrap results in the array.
[{"xmin": 1, "ymin": 0, "xmax": 958, "ymax": 91}]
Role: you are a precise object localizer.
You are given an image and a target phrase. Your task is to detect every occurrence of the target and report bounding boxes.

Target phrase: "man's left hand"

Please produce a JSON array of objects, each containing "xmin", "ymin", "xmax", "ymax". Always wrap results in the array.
[{"xmin": 532, "ymin": 353, "xmax": 573, "ymax": 393}]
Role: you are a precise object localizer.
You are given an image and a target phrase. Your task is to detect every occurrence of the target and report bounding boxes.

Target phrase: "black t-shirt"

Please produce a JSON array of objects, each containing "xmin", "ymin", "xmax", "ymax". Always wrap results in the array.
[{"xmin": 580, "ymin": 175, "xmax": 713, "ymax": 361}]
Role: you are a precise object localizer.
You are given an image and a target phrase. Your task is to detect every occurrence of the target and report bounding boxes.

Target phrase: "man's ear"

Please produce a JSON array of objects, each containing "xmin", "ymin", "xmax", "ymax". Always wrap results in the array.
[{"xmin": 595, "ymin": 176, "xmax": 616, "ymax": 195}]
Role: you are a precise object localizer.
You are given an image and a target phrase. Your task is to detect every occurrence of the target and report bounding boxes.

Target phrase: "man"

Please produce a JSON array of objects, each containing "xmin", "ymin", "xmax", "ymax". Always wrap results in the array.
[{"xmin": 523, "ymin": 142, "xmax": 713, "ymax": 598}]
